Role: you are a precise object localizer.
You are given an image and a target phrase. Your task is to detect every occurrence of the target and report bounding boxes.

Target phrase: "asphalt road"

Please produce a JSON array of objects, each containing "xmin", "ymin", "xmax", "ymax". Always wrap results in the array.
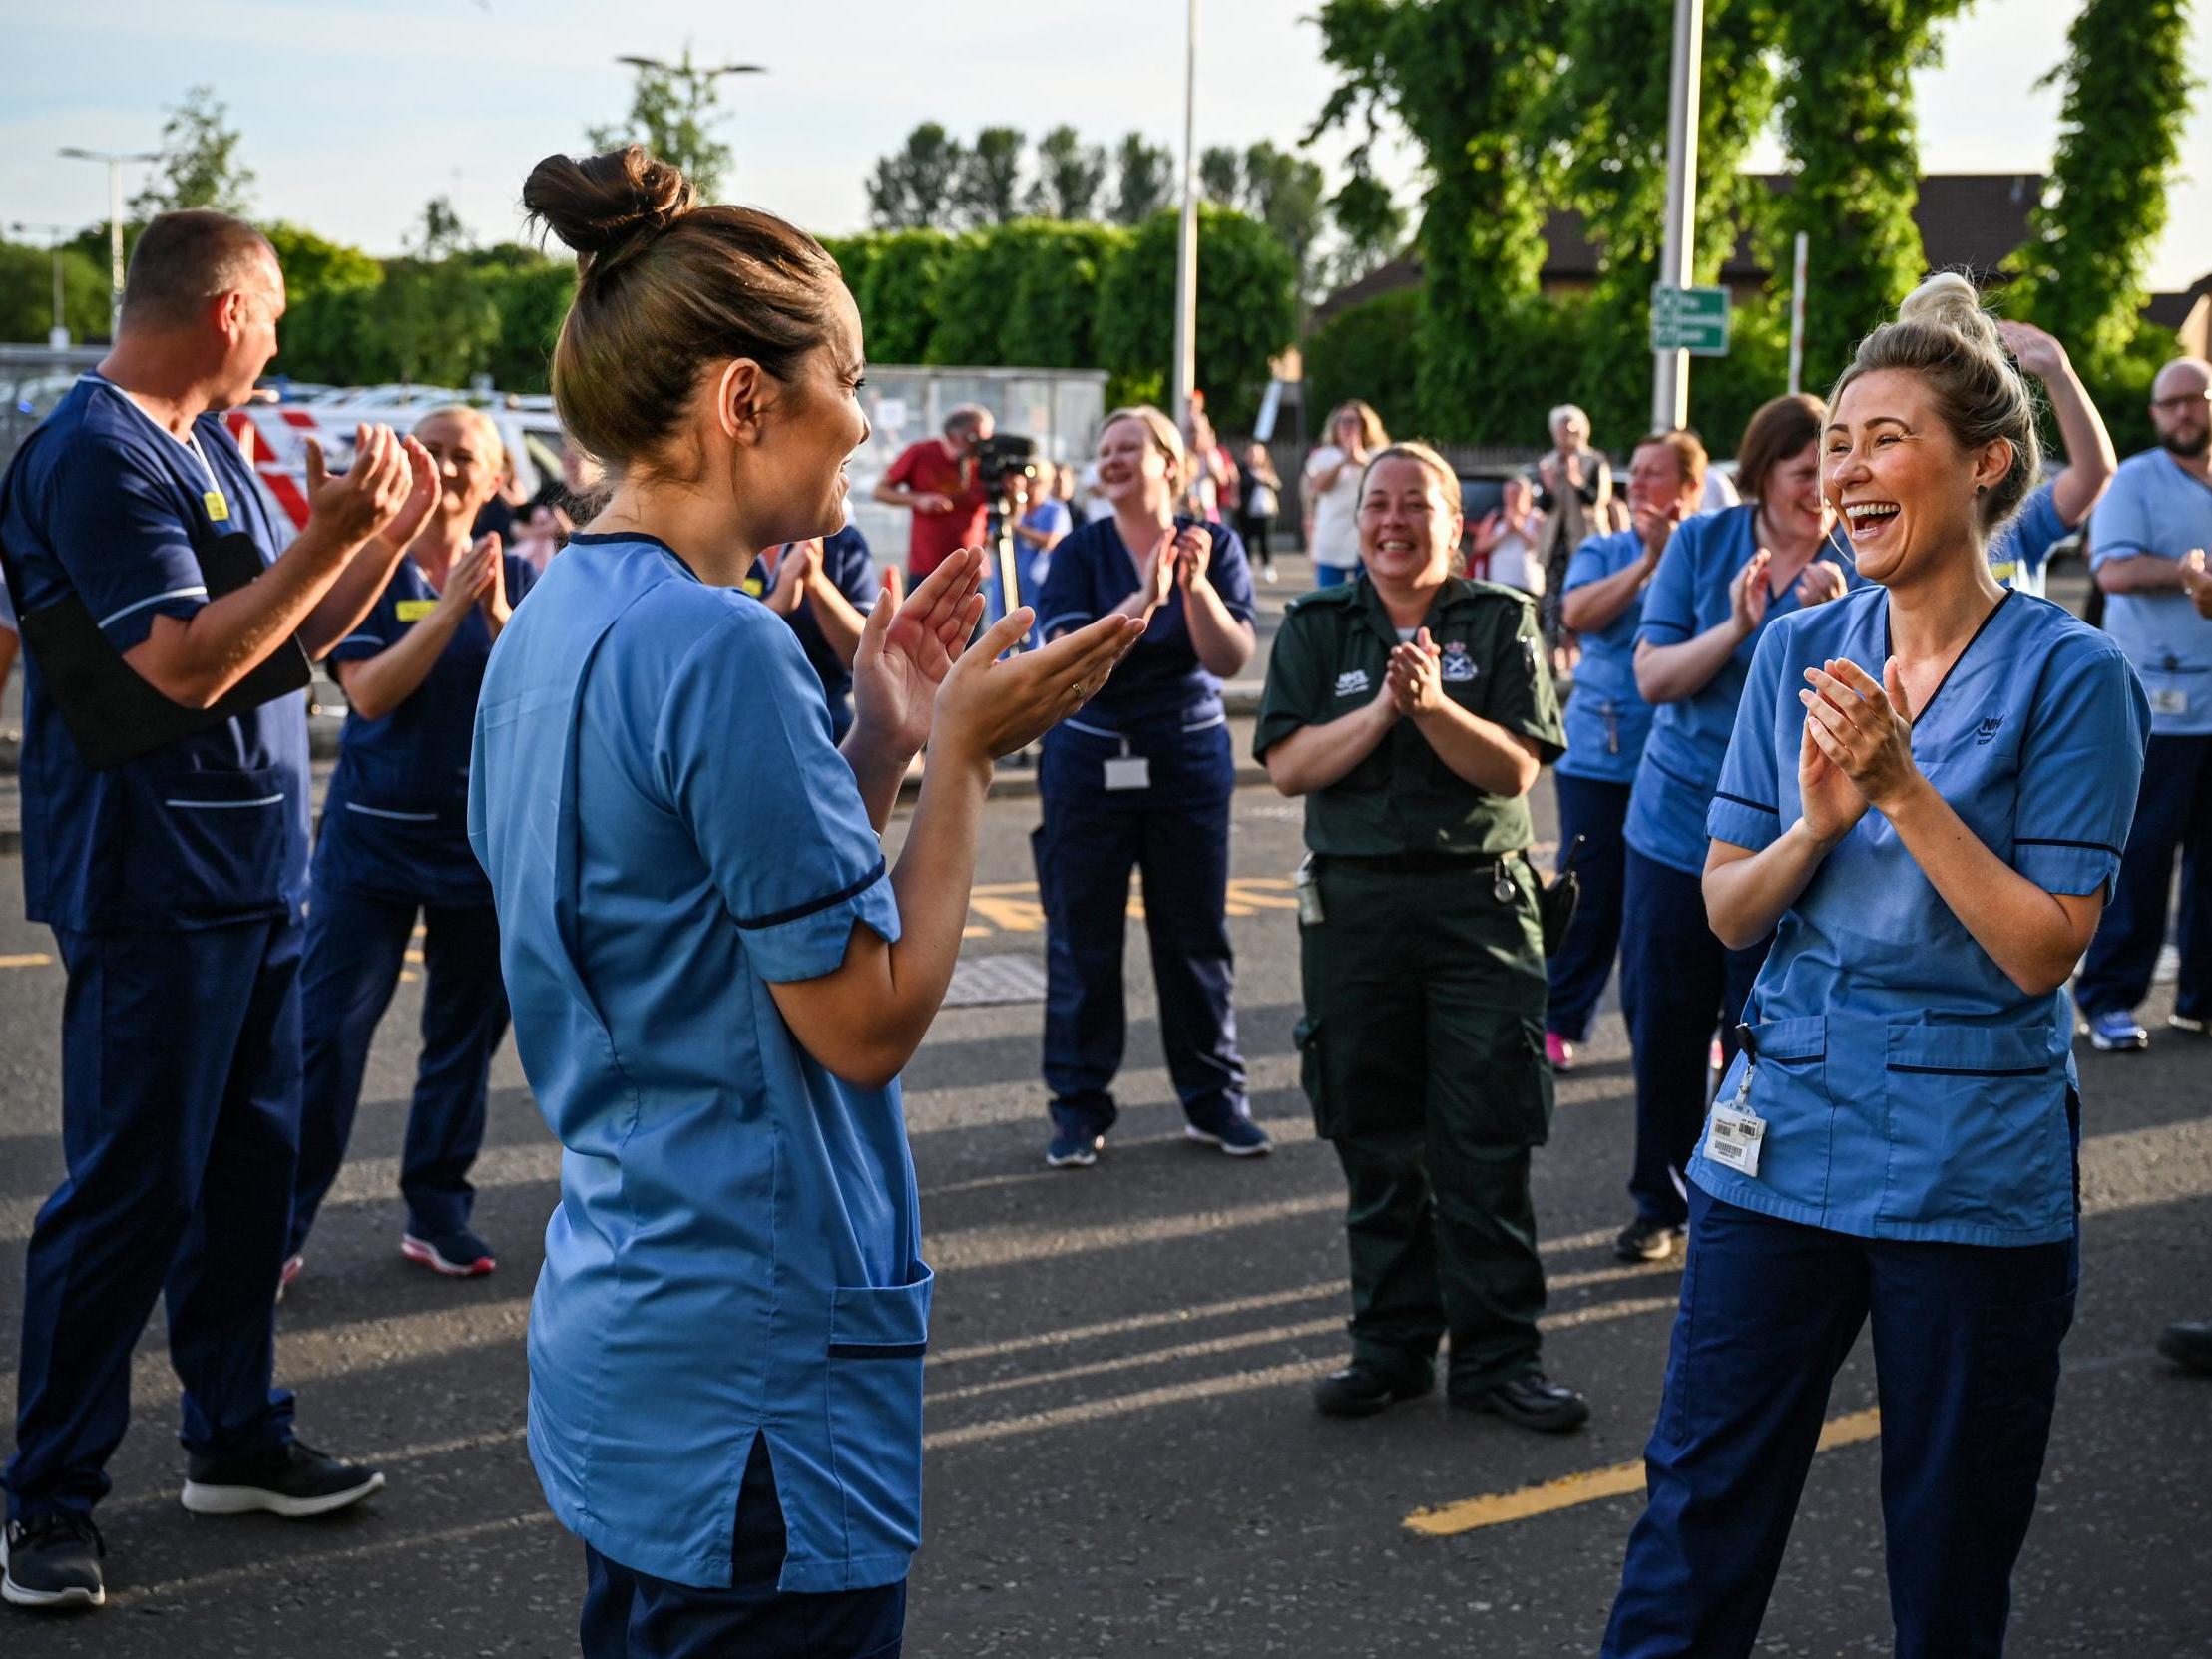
[{"xmin": 2, "ymin": 774, "xmax": 2210, "ymax": 1656}]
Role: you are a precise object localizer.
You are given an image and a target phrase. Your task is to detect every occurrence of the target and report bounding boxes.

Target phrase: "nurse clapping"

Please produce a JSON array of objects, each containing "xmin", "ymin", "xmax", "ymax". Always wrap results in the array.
[
  {"xmin": 1601, "ymin": 274, "xmax": 2148, "ymax": 1659},
  {"xmin": 469, "ymin": 149, "xmax": 1139, "ymax": 1659},
  {"xmin": 285, "ymin": 406, "xmax": 536, "ymax": 1287}
]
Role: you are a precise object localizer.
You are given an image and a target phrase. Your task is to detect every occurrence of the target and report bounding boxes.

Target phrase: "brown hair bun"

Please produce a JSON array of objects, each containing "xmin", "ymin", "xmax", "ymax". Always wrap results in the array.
[{"xmin": 523, "ymin": 147, "xmax": 696, "ymax": 276}]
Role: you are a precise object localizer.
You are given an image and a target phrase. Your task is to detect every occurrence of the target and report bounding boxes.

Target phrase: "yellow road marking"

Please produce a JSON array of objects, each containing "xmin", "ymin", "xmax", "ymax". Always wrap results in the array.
[
  {"xmin": 1405, "ymin": 1407, "xmax": 1883, "ymax": 1537},
  {"xmin": 0, "ymin": 953, "xmax": 54, "ymax": 970}
]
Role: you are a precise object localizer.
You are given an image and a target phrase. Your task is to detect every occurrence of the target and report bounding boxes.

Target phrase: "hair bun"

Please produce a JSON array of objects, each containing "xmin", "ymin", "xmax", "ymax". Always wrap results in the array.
[
  {"xmin": 523, "ymin": 147, "xmax": 696, "ymax": 269},
  {"xmin": 1897, "ymin": 271, "xmax": 2001, "ymax": 353}
]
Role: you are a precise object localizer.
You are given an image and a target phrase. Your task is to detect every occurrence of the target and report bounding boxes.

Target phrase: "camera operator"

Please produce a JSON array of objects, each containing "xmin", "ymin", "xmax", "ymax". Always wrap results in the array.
[
  {"xmin": 874, "ymin": 403, "xmax": 994, "ymax": 585},
  {"xmin": 0, "ymin": 210, "xmax": 419, "ymax": 1610}
]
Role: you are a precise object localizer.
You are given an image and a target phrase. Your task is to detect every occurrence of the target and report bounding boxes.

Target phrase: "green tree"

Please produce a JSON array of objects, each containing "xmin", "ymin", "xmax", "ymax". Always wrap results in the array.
[
  {"xmin": 1312, "ymin": 0, "xmax": 1565, "ymax": 438},
  {"xmin": 1005, "ymin": 221, "xmax": 1128, "ymax": 370},
  {"xmin": 380, "ymin": 198, "xmax": 500, "ymax": 386},
  {"xmin": 587, "ymin": 49, "xmax": 737, "ymax": 198},
  {"xmin": 955, "ymin": 127, "xmax": 1027, "ymax": 226},
  {"xmin": 466, "ymin": 242, "xmax": 577, "ymax": 392},
  {"xmin": 868, "ymin": 124, "xmax": 967, "ymax": 229},
  {"xmin": 0, "ymin": 239, "xmax": 110, "ymax": 343},
  {"xmin": 1325, "ymin": 169, "xmax": 1407, "ymax": 286},
  {"xmin": 1304, "ymin": 285, "xmax": 1423, "ymax": 436},
  {"xmin": 1108, "ymin": 134, "xmax": 1175, "ymax": 225},
  {"xmin": 262, "ymin": 223, "xmax": 385, "ymax": 384},
  {"xmin": 1199, "ymin": 146, "xmax": 1243, "ymax": 205},
  {"xmin": 2006, "ymin": 0, "xmax": 2197, "ymax": 380},
  {"xmin": 1771, "ymin": 0, "xmax": 1970, "ymax": 389},
  {"xmin": 858, "ymin": 228, "xmax": 958, "ymax": 360},
  {"xmin": 1094, "ymin": 206, "xmax": 1298, "ymax": 431},
  {"xmin": 1027, "ymin": 126, "xmax": 1107, "ymax": 220},
  {"xmin": 133, "ymin": 85, "xmax": 255, "ymax": 215},
  {"xmin": 1240, "ymin": 141, "xmax": 1329, "ymax": 302}
]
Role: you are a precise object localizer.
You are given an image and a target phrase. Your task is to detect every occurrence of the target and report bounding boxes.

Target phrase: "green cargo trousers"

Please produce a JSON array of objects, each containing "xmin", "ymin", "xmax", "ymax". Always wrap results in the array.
[{"xmin": 1294, "ymin": 855, "xmax": 1554, "ymax": 1400}]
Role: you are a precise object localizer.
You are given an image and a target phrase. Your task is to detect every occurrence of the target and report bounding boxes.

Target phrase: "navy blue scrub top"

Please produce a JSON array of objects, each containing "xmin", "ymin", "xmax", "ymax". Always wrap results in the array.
[
  {"xmin": 469, "ymin": 533, "xmax": 923, "ymax": 1594},
  {"xmin": 741, "ymin": 525, "xmax": 877, "ymax": 736},
  {"xmin": 316, "ymin": 551, "xmax": 539, "ymax": 907},
  {"xmin": 1985, "ymin": 479, "xmax": 2069, "ymax": 596},
  {"xmin": 1036, "ymin": 516, "xmax": 1255, "ymax": 733},
  {"xmin": 0, "ymin": 375, "xmax": 308, "ymax": 932},
  {"xmin": 1700, "ymin": 588, "xmax": 2148, "ymax": 1245},
  {"xmin": 1626, "ymin": 504, "xmax": 1861, "ymax": 874}
]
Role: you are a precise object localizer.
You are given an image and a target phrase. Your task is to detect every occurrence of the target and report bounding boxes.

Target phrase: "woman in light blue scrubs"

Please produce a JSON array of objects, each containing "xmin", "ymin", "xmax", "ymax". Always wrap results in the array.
[
  {"xmin": 469, "ymin": 149, "xmax": 1141, "ymax": 1659},
  {"xmin": 1613, "ymin": 396, "xmax": 1858, "ymax": 1263},
  {"xmin": 1602, "ymin": 275, "xmax": 2149, "ymax": 1659}
]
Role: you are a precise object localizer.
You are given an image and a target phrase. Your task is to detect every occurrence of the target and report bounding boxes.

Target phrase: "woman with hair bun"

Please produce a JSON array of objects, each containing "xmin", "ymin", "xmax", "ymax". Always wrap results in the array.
[
  {"xmin": 1601, "ymin": 272, "xmax": 2150, "ymax": 1659},
  {"xmin": 470, "ymin": 148, "xmax": 1140, "ymax": 1657}
]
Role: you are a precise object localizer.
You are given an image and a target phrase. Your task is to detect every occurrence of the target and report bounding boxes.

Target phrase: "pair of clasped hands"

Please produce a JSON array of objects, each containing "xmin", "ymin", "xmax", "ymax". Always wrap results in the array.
[
  {"xmin": 303, "ymin": 424, "xmax": 508, "ymax": 624},
  {"xmin": 1131, "ymin": 520, "xmax": 1219, "ymax": 611},
  {"xmin": 847, "ymin": 545, "xmax": 1142, "ymax": 770}
]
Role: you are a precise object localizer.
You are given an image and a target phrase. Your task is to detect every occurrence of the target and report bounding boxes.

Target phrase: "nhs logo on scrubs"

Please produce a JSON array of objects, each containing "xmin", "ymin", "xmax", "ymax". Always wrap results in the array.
[
  {"xmin": 1335, "ymin": 669, "xmax": 1372, "ymax": 698},
  {"xmin": 1974, "ymin": 714, "xmax": 2005, "ymax": 746}
]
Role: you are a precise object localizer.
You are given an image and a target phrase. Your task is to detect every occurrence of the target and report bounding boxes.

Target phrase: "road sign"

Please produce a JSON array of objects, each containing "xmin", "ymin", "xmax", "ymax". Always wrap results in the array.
[{"xmin": 1651, "ymin": 284, "xmax": 1731, "ymax": 356}]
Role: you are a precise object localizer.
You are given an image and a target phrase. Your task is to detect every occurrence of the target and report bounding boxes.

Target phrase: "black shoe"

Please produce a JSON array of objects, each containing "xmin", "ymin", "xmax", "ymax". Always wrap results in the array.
[
  {"xmin": 181, "ymin": 1440, "xmax": 385, "ymax": 1518},
  {"xmin": 2, "ymin": 1513, "xmax": 105, "ymax": 1610},
  {"xmin": 1312, "ymin": 1362, "xmax": 1430, "ymax": 1418},
  {"xmin": 1457, "ymin": 1372, "xmax": 1591, "ymax": 1434},
  {"xmin": 2157, "ymin": 1320, "xmax": 2212, "ymax": 1376},
  {"xmin": 1614, "ymin": 1217, "xmax": 1682, "ymax": 1263}
]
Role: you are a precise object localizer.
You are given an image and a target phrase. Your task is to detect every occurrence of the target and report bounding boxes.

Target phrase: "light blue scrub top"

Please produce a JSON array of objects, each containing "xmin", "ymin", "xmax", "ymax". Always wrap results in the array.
[
  {"xmin": 1557, "ymin": 527, "xmax": 1655, "ymax": 784},
  {"xmin": 1625, "ymin": 504, "xmax": 1861, "ymax": 873},
  {"xmin": 2089, "ymin": 448, "xmax": 2212, "ymax": 735},
  {"xmin": 1986, "ymin": 479, "xmax": 2071, "ymax": 597},
  {"xmin": 468, "ymin": 533, "xmax": 925, "ymax": 1593},
  {"xmin": 1697, "ymin": 587, "xmax": 2148, "ymax": 1246}
]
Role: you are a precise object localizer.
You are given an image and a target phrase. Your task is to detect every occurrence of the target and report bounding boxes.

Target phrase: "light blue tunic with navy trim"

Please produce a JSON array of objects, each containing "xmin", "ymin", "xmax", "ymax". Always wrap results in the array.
[
  {"xmin": 1694, "ymin": 586, "xmax": 2148, "ymax": 1246},
  {"xmin": 1985, "ymin": 479, "xmax": 2071, "ymax": 597},
  {"xmin": 2088, "ymin": 448, "xmax": 2212, "ymax": 735},
  {"xmin": 1557, "ymin": 526, "xmax": 1655, "ymax": 784},
  {"xmin": 468, "ymin": 533, "xmax": 925, "ymax": 1592}
]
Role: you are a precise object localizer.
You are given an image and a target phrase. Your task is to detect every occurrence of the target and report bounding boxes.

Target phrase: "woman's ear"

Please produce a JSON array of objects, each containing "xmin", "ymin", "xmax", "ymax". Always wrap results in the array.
[
  {"xmin": 1974, "ymin": 437, "xmax": 2013, "ymax": 498},
  {"xmin": 713, "ymin": 358, "xmax": 766, "ymax": 442}
]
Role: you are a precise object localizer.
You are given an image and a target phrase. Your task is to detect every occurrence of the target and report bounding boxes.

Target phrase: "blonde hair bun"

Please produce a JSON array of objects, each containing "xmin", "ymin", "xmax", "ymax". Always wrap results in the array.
[{"xmin": 1897, "ymin": 271, "xmax": 2003, "ymax": 356}]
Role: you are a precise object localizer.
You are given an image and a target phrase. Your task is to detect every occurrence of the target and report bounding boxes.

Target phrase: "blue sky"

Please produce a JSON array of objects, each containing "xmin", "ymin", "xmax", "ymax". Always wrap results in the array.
[{"xmin": 2, "ymin": 0, "xmax": 2206, "ymax": 292}]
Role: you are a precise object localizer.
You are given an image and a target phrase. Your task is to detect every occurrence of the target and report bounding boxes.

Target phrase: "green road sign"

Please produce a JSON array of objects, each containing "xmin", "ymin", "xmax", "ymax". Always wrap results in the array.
[{"xmin": 1650, "ymin": 284, "xmax": 1731, "ymax": 356}]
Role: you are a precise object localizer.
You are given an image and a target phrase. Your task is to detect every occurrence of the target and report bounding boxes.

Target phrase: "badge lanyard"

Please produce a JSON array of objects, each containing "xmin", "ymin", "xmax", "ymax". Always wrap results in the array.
[
  {"xmin": 1706, "ymin": 1023, "xmax": 1767, "ymax": 1178},
  {"xmin": 181, "ymin": 429, "xmax": 231, "ymax": 524}
]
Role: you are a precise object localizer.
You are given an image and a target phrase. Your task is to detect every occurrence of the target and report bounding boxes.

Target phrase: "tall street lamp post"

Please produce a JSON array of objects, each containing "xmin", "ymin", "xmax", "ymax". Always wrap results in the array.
[
  {"xmin": 58, "ymin": 146, "xmax": 161, "ymax": 339},
  {"xmin": 1170, "ymin": 0, "xmax": 1199, "ymax": 431}
]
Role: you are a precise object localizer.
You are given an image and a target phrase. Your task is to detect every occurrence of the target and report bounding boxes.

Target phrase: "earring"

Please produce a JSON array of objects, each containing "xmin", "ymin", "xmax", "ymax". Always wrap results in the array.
[{"xmin": 1976, "ymin": 484, "xmax": 1988, "ymax": 494}]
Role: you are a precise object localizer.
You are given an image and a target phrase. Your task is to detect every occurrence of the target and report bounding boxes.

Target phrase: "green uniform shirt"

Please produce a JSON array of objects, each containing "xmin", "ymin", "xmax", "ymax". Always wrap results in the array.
[{"xmin": 1254, "ymin": 575, "xmax": 1564, "ymax": 857}]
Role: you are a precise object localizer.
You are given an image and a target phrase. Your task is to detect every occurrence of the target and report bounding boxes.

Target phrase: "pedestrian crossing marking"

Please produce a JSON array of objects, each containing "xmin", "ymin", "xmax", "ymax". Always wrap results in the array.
[
  {"xmin": 0, "ymin": 953, "xmax": 53, "ymax": 969},
  {"xmin": 1404, "ymin": 1407, "xmax": 1882, "ymax": 1537}
]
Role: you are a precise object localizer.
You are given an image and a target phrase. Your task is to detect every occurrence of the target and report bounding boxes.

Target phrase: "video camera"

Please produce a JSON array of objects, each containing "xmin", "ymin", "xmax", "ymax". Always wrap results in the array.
[{"xmin": 975, "ymin": 432, "xmax": 1040, "ymax": 499}]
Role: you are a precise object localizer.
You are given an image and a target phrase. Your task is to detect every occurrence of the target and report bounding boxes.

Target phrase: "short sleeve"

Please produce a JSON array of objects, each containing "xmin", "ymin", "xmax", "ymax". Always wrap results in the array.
[
  {"xmin": 1303, "ymin": 445, "xmax": 1343, "ymax": 483},
  {"xmin": 1203, "ymin": 521, "xmax": 1256, "ymax": 622},
  {"xmin": 826, "ymin": 528, "xmax": 879, "ymax": 612},
  {"xmin": 1563, "ymin": 532, "xmax": 1618, "ymax": 595},
  {"xmin": 505, "ymin": 554, "xmax": 541, "ymax": 606},
  {"xmin": 2010, "ymin": 634, "xmax": 2150, "ymax": 895},
  {"xmin": 655, "ymin": 609, "xmax": 899, "ymax": 982},
  {"xmin": 1038, "ymin": 523, "xmax": 1101, "ymax": 638},
  {"xmin": 1636, "ymin": 518, "xmax": 1703, "ymax": 646},
  {"xmin": 1483, "ymin": 600, "xmax": 1565, "ymax": 763},
  {"xmin": 883, "ymin": 445, "xmax": 921, "ymax": 490},
  {"xmin": 2088, "ymin": 470, "xmax": 2155, "ymax": 568},
  {"xmin": 328, "ymin": 581, "xmax": 396, "ymax": 664},
  {"xmin": 1254, "ymin": 604, "xmax": 1325, "ymax": 762},
  {"xmin": 48, "ymin": 438, "xmax": 211, "ymax": 651},
  {"xmin": 1706, "ymin": 623, "xmax": 1791, "ymax": 852},
  {"xmin": 2006, "ymin": 484, "xmax": 2069, "ymax": 580}
]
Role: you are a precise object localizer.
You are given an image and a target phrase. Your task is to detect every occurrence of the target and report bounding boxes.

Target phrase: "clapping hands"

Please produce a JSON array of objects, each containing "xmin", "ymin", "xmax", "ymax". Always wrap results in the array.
[{"xmin": 1386, "ymin": 626, "xmax": 1445, "ymax": 717}]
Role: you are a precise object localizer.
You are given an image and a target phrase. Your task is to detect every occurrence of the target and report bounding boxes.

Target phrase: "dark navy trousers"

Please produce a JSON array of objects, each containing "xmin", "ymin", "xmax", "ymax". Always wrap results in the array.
[
  {"xmin": 1617, "ymin": 848, "xmax": 1767, "ymax": 1227},
  {"xmin": 289, "ymin": 883, "xmax": 510, "ymax": 1254},
  {"xmin": 1546, "ymin": 771, "xmax": 1632, "ymax": 1042},
  {"xmin": 6, "ymin": 920, "xmax": 300, "ymax": 1522},
  {"xmin": 1603, "ymin": 1183, "xmax": 2077, "ymax": 1659},
  {"xmin": 1033, "ymin": 721, "xmax": 1247, "ymax": 1139},
  {"xmin": 2075, "ymin": 731, "xmax": 2210, "ymax": 1022},
  {"xmin": 582, "ymin": 1436, "xmax": 904, "ymax": 1659}
]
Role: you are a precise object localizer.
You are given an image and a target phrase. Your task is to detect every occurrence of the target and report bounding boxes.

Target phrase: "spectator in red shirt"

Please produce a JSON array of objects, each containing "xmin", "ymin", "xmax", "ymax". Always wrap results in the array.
[{"xmin": 873, "ymin": 404, "xmax": 994, "ymax": 581}]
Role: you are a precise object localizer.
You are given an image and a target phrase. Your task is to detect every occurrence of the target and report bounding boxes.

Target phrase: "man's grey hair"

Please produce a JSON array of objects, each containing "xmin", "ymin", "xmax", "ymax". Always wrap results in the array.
[{"xmin": 943, "ymin": 404, "xmax": 992, "ymax": 438}]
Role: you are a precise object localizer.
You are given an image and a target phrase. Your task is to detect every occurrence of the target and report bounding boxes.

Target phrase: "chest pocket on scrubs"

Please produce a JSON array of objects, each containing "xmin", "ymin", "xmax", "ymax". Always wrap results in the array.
[
  {"xmin": 825, "ymin": 1264, "xmax": 933, "ymax": 1553},
  {"xmin": 1880, "ymin": 1024, "xmax": 2067, "ymax": 1232},
  {"xmin": 126, "ymin": 760, "xmax": 291, "ymax": 922}
]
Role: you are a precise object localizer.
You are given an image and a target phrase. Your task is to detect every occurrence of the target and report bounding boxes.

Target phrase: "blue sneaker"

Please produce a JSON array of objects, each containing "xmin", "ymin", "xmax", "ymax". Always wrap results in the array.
[
  {"xmin": 1045, "ymin": 1130, "xmax": 1104, "ymax": 1169},
  {"xmin": 2085, "ymin": 1010, "xmax": 2149, "ymax": 1052},
  {"xmin": 1184, "ymin": 1116, "xmax": 1272, "ymax": 1157}
]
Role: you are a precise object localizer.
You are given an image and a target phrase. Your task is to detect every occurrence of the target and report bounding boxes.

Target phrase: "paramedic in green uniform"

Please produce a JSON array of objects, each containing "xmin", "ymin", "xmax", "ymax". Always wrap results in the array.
[{"xmin": 1256, "ymin": 442, "xmax": 1590, "ymax": 1433}]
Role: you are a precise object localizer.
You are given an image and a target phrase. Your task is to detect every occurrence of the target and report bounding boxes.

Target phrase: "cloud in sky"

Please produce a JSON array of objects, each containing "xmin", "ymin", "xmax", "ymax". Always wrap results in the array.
[{"xmin": 2, "ymin": 0, "xmax": 2205, "ymax": 291}]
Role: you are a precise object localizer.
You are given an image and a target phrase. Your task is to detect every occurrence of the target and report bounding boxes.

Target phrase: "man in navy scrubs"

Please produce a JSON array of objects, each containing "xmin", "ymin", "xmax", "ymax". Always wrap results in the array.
[{"xmin": 0, "ymin": 211, "xmax": 428, "ymax": 1611}]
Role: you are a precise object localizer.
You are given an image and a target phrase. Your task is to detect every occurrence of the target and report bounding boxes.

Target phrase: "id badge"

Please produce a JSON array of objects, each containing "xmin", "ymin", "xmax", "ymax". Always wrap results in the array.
[
  {"xmin": 2148, "ymin": 687, "xmax": 2189, "ymax": 718},
  {"xmin": 1105, "ymin": 755, "xmax": 1151, "ymax": 791},
  {"xmin": 1706, "ymin": 1101, "xmax": 1766, "ymax": 1178},
  {"xmin": 395, "ymin": 599, "xmax": 438, "ymax": 623},
  {"xmin": 203, "ymin": 490, "xmax": 230, "ymax": 523}
]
